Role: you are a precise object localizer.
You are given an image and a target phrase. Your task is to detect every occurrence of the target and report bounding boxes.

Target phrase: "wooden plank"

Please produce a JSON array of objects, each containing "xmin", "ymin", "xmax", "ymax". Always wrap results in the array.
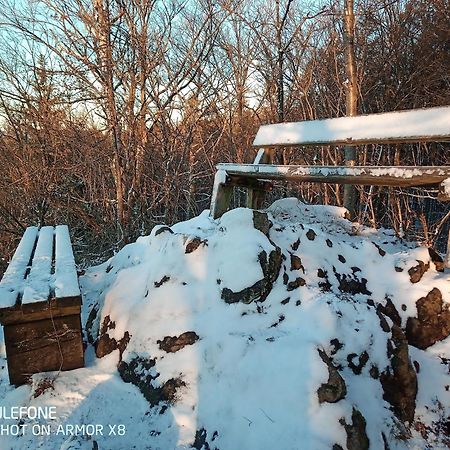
[
  {"xmin": 22, "ymin": 226, "xmax": 54, "ymax": 304},
  {"xmin": 253, "ymin": 106, "xmax": 450, "ymax": 147},
  {"xmin": 217, "ymin": 164, "xmax": 450, "ymax": 188},
  {"xmin": 211, "ymin": 184, "xmax": 233, "ymax": 219},
  {"xmin": 246, "ymin": 185, "xmax": 269, "ymax": 210},
  {"xmin": 0, "ymin": 296, "xmax": 82, "ymax": 325},
  {"xmin": 4, "ymin": 314, "xmax": 84, "ymax": 385},
  {"xmin": 210, "ymin": 170, "xmax": 234, "ymax": 219},
  {"xmin": 0, "ymin": 227, "xmax": 39, "ymax": 308},
  {"xmin": 246, "ymin": 148, "xmax": 275, "ymax": 209},
  {"xmin": 54, "ymin": 225, "xmax": 80, "ymax": 299}
]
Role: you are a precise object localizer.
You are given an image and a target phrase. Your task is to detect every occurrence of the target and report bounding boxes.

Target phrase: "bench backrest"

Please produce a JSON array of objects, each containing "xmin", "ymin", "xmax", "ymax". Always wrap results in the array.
[
  {"xmin": 253, "ymin": 106, "xmax": 450, "ymax": 148},
  {"xmin": 0, "ymin": 225, "xmax": 80, "ymax": 309}
]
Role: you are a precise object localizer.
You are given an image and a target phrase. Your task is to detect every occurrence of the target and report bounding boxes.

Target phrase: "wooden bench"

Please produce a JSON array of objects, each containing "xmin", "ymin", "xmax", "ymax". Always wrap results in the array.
[
  {"xmin": 210, "ymin": 105, "xmax": 450, "ymax": 219},
  {"xmin": 0, "ymin": 225, "xmax": 84, "ymax": 385},
  {"xmin": 209, "ymin": 106, "xmax": 450, "ymax": 265}
]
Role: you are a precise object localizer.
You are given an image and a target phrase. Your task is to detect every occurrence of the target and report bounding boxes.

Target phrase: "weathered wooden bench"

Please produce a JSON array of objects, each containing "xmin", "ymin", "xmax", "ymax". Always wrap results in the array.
[
  {"xmin": 209, "ymin": 105, "xmax": 450, "ymax": 264},
  {"xmin": 210, "ymin": 105, "xmax": 450, "ymax": 219},
  {"xmin": 0, "ymin": 225, "xmax": 84, "ymax": 385}
]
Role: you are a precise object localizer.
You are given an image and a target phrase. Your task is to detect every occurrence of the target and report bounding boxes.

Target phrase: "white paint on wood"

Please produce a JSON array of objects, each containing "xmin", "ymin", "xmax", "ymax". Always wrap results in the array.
[
  {"xmin": 0, "ymin": 227, "xmax": 39, "ymax": 308},
  {"xmin": 253, "ymin": 106, "xmax": 450, "ymax": 147}
]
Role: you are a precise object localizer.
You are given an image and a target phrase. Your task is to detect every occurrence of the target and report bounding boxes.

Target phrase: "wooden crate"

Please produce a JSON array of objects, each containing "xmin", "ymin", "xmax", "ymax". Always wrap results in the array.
[{"xmin": 0, "ymin": 226, "xmax": 84, "ymax": 385}]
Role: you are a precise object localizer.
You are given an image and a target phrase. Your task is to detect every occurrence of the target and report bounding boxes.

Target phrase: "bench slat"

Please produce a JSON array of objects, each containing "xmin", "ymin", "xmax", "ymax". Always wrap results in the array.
[
  {"xmin": 0, "ymin": 227, "xmax": 39, "ymax": 308},
  {"xmin": 22, "ymin": 226, "xmax": 54, "ymax": 304},
  {"xmin": 54, "ymin": 225, "xmax": 80, "ymax": 299},
  {"xmin": 217, "ymin": 164, "xmax": 450, "ymax": 188},
  {"xmin": 253, "ymin": 106, "xmax": 450, "ymax": 147}
]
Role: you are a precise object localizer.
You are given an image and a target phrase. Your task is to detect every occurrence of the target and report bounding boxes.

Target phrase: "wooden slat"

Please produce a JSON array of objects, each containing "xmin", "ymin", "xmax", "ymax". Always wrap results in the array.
[
  {"xmin": 54, "ymin": 225, "xmax": 80, "ymax": 299},
  {"xmin": 0, "ymin": 296, "xmax": 82, "ymax": 325},
  {"xmin": 210, "ymin": 170, "xmax": 233, "ymax": 219},
  {"xmin": 4, "ymin": 314, "xmax": 84, "ymax": 385},
  {"xmin": 253, "ymin": 106, "xmax": 450, "ymax": 147},
  {"xmin": 22, "ymin": 226, "xmax": 54, "ymax": 304},
  {"xmin": 217, "ymin": 164, "xmax": 450, "ymax": 188},
  {"xmin": 0, "ymin": 227, "xmax": 39, "ymax": 308}
]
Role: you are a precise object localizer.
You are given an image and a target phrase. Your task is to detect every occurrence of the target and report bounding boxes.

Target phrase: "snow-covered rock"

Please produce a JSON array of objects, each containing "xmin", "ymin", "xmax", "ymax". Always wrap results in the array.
[{"xmin": 1, "ymin": 199, "xmax": 449, "ymax": 450}]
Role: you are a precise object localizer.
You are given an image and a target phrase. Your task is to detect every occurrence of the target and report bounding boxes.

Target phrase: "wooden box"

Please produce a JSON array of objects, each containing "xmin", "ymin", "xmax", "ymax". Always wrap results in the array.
[{"xmin": 0, "ymin": 226, "xmax": 84, "ymax": 385}]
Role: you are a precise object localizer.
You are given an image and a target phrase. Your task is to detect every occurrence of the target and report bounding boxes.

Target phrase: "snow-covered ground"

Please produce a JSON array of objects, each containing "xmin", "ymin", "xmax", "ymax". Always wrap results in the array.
[{"xmin": 0, "ymin": 199, "xmax": 449, "ymax": 450}]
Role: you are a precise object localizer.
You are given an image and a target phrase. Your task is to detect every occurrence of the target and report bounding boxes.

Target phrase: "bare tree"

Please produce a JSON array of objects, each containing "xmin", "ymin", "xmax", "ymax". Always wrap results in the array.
[
  {"xmin": 0, "ymin": 0, "xmax": 224, "ymax": 242},
  {"xmin": 0, "ymin": 0, "xmax": 448, "ymax": 267}
]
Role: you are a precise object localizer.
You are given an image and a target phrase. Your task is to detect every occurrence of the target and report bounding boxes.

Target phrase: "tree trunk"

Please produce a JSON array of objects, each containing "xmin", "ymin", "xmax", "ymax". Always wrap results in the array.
[
  {"xmin": 94, "ymin": 0, "xmax": 129, "ymax": 241},
  {"xmin": 343, "ymin": 0, "xmax": 358, "ymax": 220},
  {"xmin": 275, "ymin": 0, "xmax": 286, "ymax": 166}
]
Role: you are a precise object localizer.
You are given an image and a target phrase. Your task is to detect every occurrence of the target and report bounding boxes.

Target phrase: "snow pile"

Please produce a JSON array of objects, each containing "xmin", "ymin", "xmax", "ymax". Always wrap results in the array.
[{"xmin": 1, "ymin": 198, "xmax": 449, "ymax": 450}]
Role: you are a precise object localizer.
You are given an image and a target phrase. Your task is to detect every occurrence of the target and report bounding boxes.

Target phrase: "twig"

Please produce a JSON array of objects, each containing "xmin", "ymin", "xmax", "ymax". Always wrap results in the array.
[
  {"xmin": 243, "ymin": 416, "xmax": 253, "ymax": 426},
  {"xmin": 260, "ymin": 408, "xmax": 275, "ymax": 423}
]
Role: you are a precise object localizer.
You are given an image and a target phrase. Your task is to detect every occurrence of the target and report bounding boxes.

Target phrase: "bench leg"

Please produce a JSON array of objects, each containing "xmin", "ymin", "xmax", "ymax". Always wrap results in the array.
[
  {"xmin": 253, "ymin": 148, "xmax": 274, "ymax": 165},
  {"xmin": 246, "ymin": 189, "xmax": 267, "ymax": 210},
  {"xmin": 210, "ymin": 170, "xmax": 233, "ymax": 219},
  {"xmin": 246, "ymin": 148, "xmax": 274, "ymax": 210}
]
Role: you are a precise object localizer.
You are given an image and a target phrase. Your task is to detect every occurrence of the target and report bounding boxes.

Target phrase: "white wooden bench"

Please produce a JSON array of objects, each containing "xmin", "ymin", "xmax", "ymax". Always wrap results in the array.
[
  {"xmin": 210, "ymin": 106, "xmax": 450, "ymax": 219},
  {"xmin": 0, "ymin": 225, "xmax": 84, "ymax": 385}
]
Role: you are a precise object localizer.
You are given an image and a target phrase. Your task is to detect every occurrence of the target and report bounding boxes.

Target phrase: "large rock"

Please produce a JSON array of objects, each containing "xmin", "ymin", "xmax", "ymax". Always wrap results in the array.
[
  {"xmin": 85, "ymin": 304, "xmax": 99, "ymax": 345},
  {"xmin": 342, "ymin": 408, "xmax": 370, "ymax": 450},
  {"xmin": 317, "ymin": 349, "xmax": 347, "ymax": 404},
  {"xmin": 406, "ymin": 288, "xmax": 450, "ymax": 349},
  {"xmin": 428, "ymin": 247, "xmax": 445, "ymax": 272},
  {"xmin": 185, "ymin": 237, "xmax": 207, "ymax": 254},
  {"xmin": 96, "ymin": 315, "xmax": 130, "ymax": 359},
  {"xmin": 253, "ymin": 211, "xmax": 272, "ymax": 236},
  {"xmin": 157, "ymin": 331, "xmax": 199, "ymax": 353},
  {"xmin": 408, "ymin": 260, "xmax": 429, "ymax": 283},
  {"xmin": 347, "ymin": 351, "xmax": 369, "ymax": 375},
  {"xmin": 377, "ymin": 297, "xmax": 401, "ymax": 327},
  {"xmin": 333, "ymin": 267, "xmax": 371, "ymax": 296},
  {"xmin": 118, "ymin": 356, "xmax": 185, "ymax": 407},
  {"xmin": 192, "ymin": 428, "xmax": 219, "ymax": 450},
  {"xmin": 380, "ymin": 325, "xmax": 417, "ymax": 423},
  {"xmin": 221, "ymin": 247, "xmax": 282, "ymax": 304}
]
